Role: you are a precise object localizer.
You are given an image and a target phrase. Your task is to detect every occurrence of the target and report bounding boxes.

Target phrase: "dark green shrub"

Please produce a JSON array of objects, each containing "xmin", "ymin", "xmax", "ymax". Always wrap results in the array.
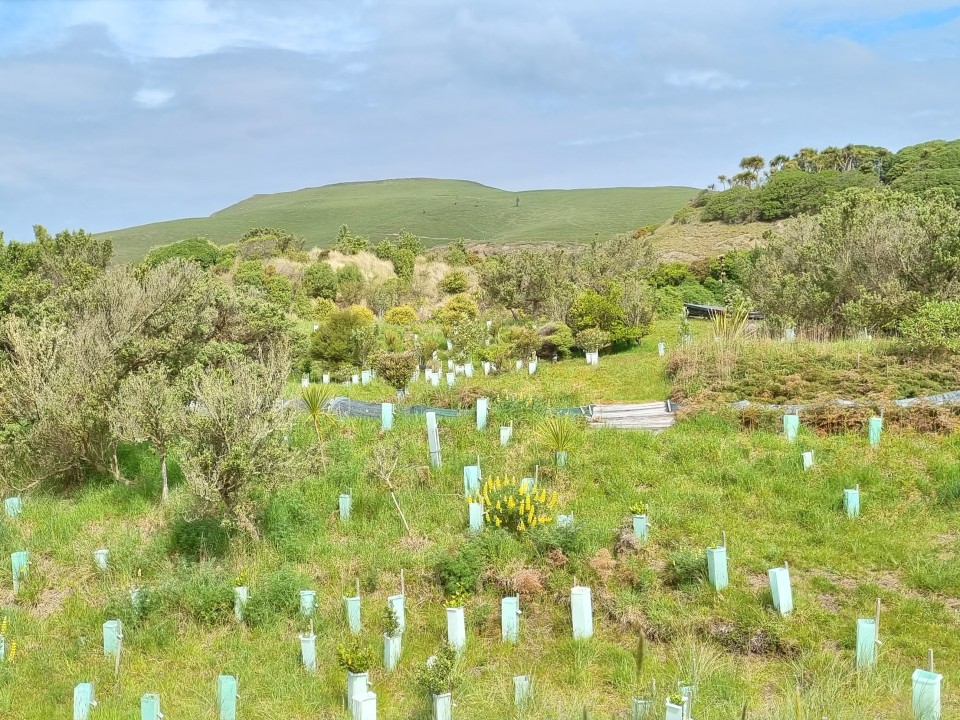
[
  {"xmin": 391, "ymin": 248, "xmax": 416, "ymax": 281},
  {"xmin": 440, "ymin": 269, "xmax": 470, "ymax": 294},
  {"xmin": 701, "ymin": 186, "xmax": 761, "ymax": 223},
  {"xmin": 372, "ymin": 350, "xmax": 418, "ymax": 391},
  {"xmin": 143, "ymin": 236, "xmax": 222, "ymax": 268},
  {"xmin": 531, "ymin": 524, "xmax": 585, "ymax": 558},
  {"xmin": 901, "ymin": 301, "xmax": 960, "ymax": 355},
  {"xmin": 303, "ymin": 262, "xmax": 338, "ymax": 299},
  {"xmin": 310, "ymin": 305, "xmax": 376, "ymax": 364},
  {"xmin": 537, "ymin": 322, "xmax": 573, "ymax": 359},
  {"xmin": 164, "ymin": 563, "xmax": 235, "ymax": 625},
  {"xmin": 336, "ymin": 264, "xmax": 366, "ymax": 304}
]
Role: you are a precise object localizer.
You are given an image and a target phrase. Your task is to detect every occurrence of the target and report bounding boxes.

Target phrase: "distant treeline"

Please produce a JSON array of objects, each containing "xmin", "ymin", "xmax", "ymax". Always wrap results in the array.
[{"xmin": 691, "ymin": 139, "xmax": 960, "ymax": 223}]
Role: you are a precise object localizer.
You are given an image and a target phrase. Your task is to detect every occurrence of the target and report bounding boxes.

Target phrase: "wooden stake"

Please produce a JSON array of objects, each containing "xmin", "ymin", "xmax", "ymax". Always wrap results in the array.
[
  {"xmin": 784, "ymin": 560, "xmax": 790, "ymax": 572},
  {"xmin": 722, "ymin": 531, "xmax": 727, "ymax": 549},
  {"xmin": 355, "ymin": 578, "xmax": 360, "ymax": 598},
  {"xmin": 874, "ymin": 598, "xmax": 881, "ymax": 643},
  {"xmin": 928, "ymin": 648, "xmax": 934, "ymax": 672}
]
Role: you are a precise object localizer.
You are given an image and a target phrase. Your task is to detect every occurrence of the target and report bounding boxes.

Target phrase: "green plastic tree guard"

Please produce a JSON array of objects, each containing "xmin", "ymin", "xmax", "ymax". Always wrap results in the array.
[
  {"xmin": 483, "ymin": 361, "xmax": 491, "ymax": 375},
  {"xmin": 557, "ymin": 514, "xmax": 574, "ymax": 528},
  {"xmin": 73, "ymin": 682, "xmax": 96, "ymax": 720},
  {"xmin": 299, "ymin": 589, "xmax": 316, "ymax": 617},
  {"xmin": 384, "ymin": 633, "xmax": 401, "ymax": 671},
  {"xmin": 432, "ymin": 692, "xmax": 452, "ymax": 720},
  {"xmin": 477, "ymin": 397, "xmax": 489, "ymax": 430},
  {"xmin": 658, "ymin": 341, "xmax": 666, "ymax": 357},
  {"xmin": 217, "ymin": 675, "xmax": 237, "ymax": 720},
  {"xmin": 345, "ymin": 595, "xmax": 362, "ymax": 633},
  {"xmin": 520, "ymin": 476, "xmax": 536, "ymax": 493},
  {"xmin": 446, "ymin": 372, "xmax": 455, "ymax": 387},
  {"xmin": 352, "ymin": 690, "xmax": 377, "ymax": 720},
  {"xmin": 426, "ymin": 412, "xmax": 441, "ymax": 468},
  {"xmin": 783, "ymin": 414, "xmax": 799, "ymax": 442},
  {"xmin": 500, "ymin": 425, "xmax": 512, "ymax": 446},
  {"xmin": 234, "ymin": 586, "xmax": 249, "ymax": 622},
  {"xmin": 515, "ymin": 359, "xmax": 523, "ymax": 370},
  {"xmin": 361, "ymin": 370, "xmax": 371, "ymax": 385},
  {"xmin": 555, "ymin": 451, "xmax": 568, "ymax": 468},
  {"xmin": 665, "ymin": 698, "xmax": 685, "ymax": 720},
  {"xmin": 388, "ymin": 594, "xmax": 405, "ymax": 634},
  {"xmin": 501, "ymin": 595, "xmax": 520, "ymax": 642},
  {"xmin": 844, "ymin": 488, "xmax": 861, "ymax": 518},
  {"xmin": 352, "ymin": 374, "xmax": 360, "ymax": 385},
  {"xmin": 323, "ymin": 373, "xmax": 330, "ymax": 384},
  {"xmin": 802, "ymin": 451, "xmax": 814, "ymax": 470},
  {"xmin": 103, "ymin": 620, "xmax": 122, "ymax": 657},
  {"xmin": 514, "ymin": 675, "xmax": 532, "ymax": 705},
  {"xmin": 468, "ymin": 502, "xmax": 484, "ymax": 533},
  {"xmin": 463, "ymin": 465, "xmax": 481, "ymax": 496},
  {"xmin": 300, "ymin": 632, "xmax": 317, "ymax": 671},
  {"xmin": 571, "ymin": 586, "xmax": 593, "ymax": 639},
  {"xmin": 785, "ymin": 328, "xmax": 796, "ymax": 341},
  {"xmin": 381, "ymin": 403, "xmax": 394, "ymax": 431},
  {"xmin": 346, "ymin": 670, "xmax": 369, "ymax": 707},
  {"xmin": 679, "ymin": 684, "xmax": 695, "ymax": 720},
  {"xmin": 446, "ymin": 606, "xmax": 466, "ymax": 651},
  {"xmin": 631, "ymin": 698, "xmax": 652, "ymax": 720},
  {"xmin": 855, "ymin": 618, "xmax": 877, "ymax": 668},
  {"xmin": 4, "ymin": 497, "xmax": 22, "ymax": 519},
  {"xmin": 140, "ymin": 693, "xmax": 161, "ymax": 720},
  {"xmin": 93, "ymin": 548, "xmax": 109, "ymax": 571},
  {"xmin": 768, "ymin": 566, "xmax": 793, "ymax": 615},
  {"xmin": 301, "ymin": 373, "xmax": 310, "ymax": 388},
  {"xmin": 706, "ymin": 546, "xmax": 728, "ymax": 591},
  {"xmin": 632, "ymin": 514, "xmax": 648, "ymax": 541},
  {"xmin": 465, "ymin": 362, "xmax": 475, "ymax": 378},
  {"xmin": 430, "ymin": 373, "xmax": 440, "ymax": 387},
  {"xmin": 11, "ymin": 551, "xmax": 29, "ymax": 594},
  {"xmin": 528, "ymin": 361, "xmax": 537, "ymax": 375},
  {"xmin": 339, "ymin": 492, "xmax": 352, "ymax": 522},
  {"xmin": 912, "ymin": 669, "xmax": 942, "ymax": 720},
  {"xmin": 869, "ymin": 416, "xmax": 883, "ymax": 447},
  {"xmin": 130, "ymin": 587, "xmax": 143, "ymax": 614}
]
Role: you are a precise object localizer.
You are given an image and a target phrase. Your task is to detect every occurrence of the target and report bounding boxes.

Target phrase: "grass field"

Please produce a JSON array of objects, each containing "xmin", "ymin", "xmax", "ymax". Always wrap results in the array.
[
  {"xmin": 98, "ymin": 179, "xmax": 700, "ymax": 264},
  {"xmin": 2, "ymin": 323, "xmax": 958, "ymax": 719}
]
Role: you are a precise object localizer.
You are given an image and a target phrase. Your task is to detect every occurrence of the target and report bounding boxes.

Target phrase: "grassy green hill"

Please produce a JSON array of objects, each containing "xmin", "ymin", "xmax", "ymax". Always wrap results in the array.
[{"xmin": 99, "ymin": 179, "xmax": 699, "ymax": 263}]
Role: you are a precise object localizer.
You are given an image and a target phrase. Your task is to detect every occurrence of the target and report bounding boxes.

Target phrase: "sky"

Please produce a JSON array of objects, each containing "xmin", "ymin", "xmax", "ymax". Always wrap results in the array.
[{"xmin": 1, "ymin": 0, "xmax": 959, "ymax": 241}]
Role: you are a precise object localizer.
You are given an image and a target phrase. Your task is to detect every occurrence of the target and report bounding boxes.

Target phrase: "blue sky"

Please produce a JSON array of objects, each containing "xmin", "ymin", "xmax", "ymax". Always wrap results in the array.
[{"xmin": 1, "ymin": 0, "xmax": 959, "ymax": 241}]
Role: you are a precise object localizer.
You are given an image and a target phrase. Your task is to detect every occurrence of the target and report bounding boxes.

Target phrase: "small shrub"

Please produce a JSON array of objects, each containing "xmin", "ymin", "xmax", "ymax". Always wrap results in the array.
[
  {"xmin": 303, "ymin": 262, "xmax": 338, "ymax": 299},
  {"xmin": 311, "ymin": 305, "xmax": 376, "ymax": 365},
  {"xmin": 475, "ymin": 477, "xmax": 558, "ymax": 534},
  {"xmin": 417, "ymin": 642, "xmax": 458, "ymax": 695},
  {"xmin": 439, "ymin": 269, "xmax": 470, "ymax": 294},
  {"xmin": 337, "ymin": 638, "xmax": 376, "ymax": 673},
  {"xmin": 336, "ymin": 264, "xmax": 366, "ymax": 303},
  {"xmin": 502, "ymin": 325, "xmax": 541, "ymax": 360},
  {"xmin": 432, "ymin": 293, "xmax": 478, "ymax": 331},
  {"xmin": 171, "ymin": 563, "xmax": 235, "ymax": 625},
  {"xmin": 901, "ymin": 301, "xmax": 960, "ymax": 355},
  {"xmin": 574, "ymin": 327, "xmax": 611, "ymax": 353},
  {"xmin": 372, "ymin": 350, "xmax": 418, "ymax": 392},
  {"xmin": 385, "ymin": 305, "xmax": 417, "ymax": 325},
  {"xmin": 537, "ymin": 322, "xmax": 573, "ymax": 359},
  {"xmin": 531, "ymin": 523, "xmax": 585, "ymax": 558},
  {"xmin": 435, "ymin": 544, "xmax": 483, "ymax": 596},
  {"xmin": 168, "ymin": 516, "xmax": 230, "ymax": 560}
]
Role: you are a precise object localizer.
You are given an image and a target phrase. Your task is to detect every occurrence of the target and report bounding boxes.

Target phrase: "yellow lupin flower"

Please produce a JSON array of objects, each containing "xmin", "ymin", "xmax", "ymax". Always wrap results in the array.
[
  {"xmin": 507, "ymin": 496, "xmax": 516, "ymax": 509},
  {"xmin": 7, "ymin": 641, "xmax": 16, "ymax": 663},
  {"xmin": 538, "ymin": 490, "xmax": 547, "ymax": 503},
  {"xmin": 1, "ymin": 617, "xmax": 7, "ymax": 637},
  {"xmin": 496, "ymin": 501, "xmax": 502, "ymax": 511},
  {"xmin": 494, "ymin": 516, "xmax": 502, "ymax": 527},
  {"xmin": 550, "ymin": 492, "xmax": 558, "ymax": 507}
]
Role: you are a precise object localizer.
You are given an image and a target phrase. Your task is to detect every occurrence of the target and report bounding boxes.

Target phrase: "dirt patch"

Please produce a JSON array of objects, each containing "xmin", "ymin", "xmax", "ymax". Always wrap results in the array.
[{"xmin": 30, "ymin": 586, "xmax": 70, "ymax": 619}]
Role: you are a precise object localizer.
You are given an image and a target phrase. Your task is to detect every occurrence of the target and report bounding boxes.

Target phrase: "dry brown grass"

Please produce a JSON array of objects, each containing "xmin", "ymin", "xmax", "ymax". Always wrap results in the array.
[{"xmin": 651, "ymin": 215, "xmax": 775, "ymax": 261}]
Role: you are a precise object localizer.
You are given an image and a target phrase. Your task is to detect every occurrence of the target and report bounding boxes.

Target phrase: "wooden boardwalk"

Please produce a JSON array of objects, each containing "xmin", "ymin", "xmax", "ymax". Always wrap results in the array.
[{"xmin": 589, "ymin": 401, "xmax": 676, "ymax": 431}]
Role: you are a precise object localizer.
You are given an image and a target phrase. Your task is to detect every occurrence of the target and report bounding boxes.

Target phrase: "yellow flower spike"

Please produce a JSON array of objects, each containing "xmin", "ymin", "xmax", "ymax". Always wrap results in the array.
[
  {"xmin": 495, "ymin": 516, "xmax": 502, "ymax": 527},
  {"xmin": 7, "ymin": 641, "xmax": 16, "ymax": 663},
  {"xmin": 538, "ymin": 490, "xmax": 547, "ymax": 503},
  {"xmin": 550, "ymin": 492, "xmax": 558, "ymax": 507},
  {"xmin": 518, "ymin": 520, "xmax": 526, "ymax": 532},
  {"xmin": 1, "ymin": 617, "xmax": 7, "ymax": 636}
]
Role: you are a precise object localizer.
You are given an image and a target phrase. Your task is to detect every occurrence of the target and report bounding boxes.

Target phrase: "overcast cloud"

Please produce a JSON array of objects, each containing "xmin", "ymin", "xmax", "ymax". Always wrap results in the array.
[{"xmin": 1, "ymin": 0, "xmax": 959, "ymax": 240}]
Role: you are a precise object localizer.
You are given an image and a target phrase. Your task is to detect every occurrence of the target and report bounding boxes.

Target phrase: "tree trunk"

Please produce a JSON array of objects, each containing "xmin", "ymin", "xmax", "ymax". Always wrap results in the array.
[{"xmin": 161, "ymin": 453, "xmax": 169, "ymax": 504}]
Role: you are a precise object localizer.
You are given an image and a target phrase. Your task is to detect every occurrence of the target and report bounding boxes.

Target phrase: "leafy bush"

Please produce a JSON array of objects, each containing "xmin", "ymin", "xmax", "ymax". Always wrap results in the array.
[
  {"xmin": 395, "ymin": 229, "xmax": 423, "ymax": 256},
  {"xmin": 336, "ymin": 264, "xmax": 366, "ymax": 304},
  {"xmin": 417, "ymin": 642, "xmax": 458, "ymax": 694},
  {"xmin": 502, "ymin": 325, "xmax": 541, "ymax": 360},
  {"xmin": 391, "ymin": 248, "xmax": 416, "ymax": 281},
  {"xmin": 264, "ymin": 274, "xmax": 292, "ymax": 308},
  {"xmin": 385, "ymin": 305, "xmax": 417, "ymax": 325},
  {"xmin": 530, "ymin": 523, "xmax": 585, "ymax": 558},
  {"xmin": 234, "ymin": 260, "xmax": 265, "ymax": 288},
  {"xmin": 337, "ymin": 638, "xmax": 376, "ymax": 673},
  {"xmin": 168, "ymin": 516, "xmax": 230, "ymax": 560},
  {"xmin": 374, "ymin": 239, "xmax": 397, "ymax": 261},
  {"xmin": 444, "ymin": 239, "xmax": 468, "ymax": 265},
  {"xmin": 672, "ymin": 206, "xmax": 696, "ymax": 224},
  {"xmin": 143, "ymin": 237, "xmax": 222, "ymax": 268},
  {"xmin": 568, "ymin": 284, "xmax": 642, "ymax": 343},
  {"xmin": 432, "ymin": 293, "xmax": 478, "ymax": 331},
  {"xmin": 475, "ymin": 477, "xmax": 558, "ymax": 533},
  {"xmin": 302, "ymin": 262, "xmax": 338, "ymax": 299},
  {"xmin": 901, "ymin": 301, "xmax": 960, "ymax": 355},
  {"xmin": 574, "ymin": 328, "xmax": 611, "ymax": 353},
  {"xmin": 701, "ymin": 186, "xmax": 762, "ymax": 223},
  {"xmin": 435, "ymin": 543, "xmax": 484, "ymax": 596},
  {"xmin": 371, "ymin": 279, "xmax": 405, "ymax": 316},
  {"xmin": 537, "ymin": 322, "xmax": 573, "ymax": 359},
  {"xmin": 333, "ymin": 225, "xmax": 369, "ymax": 255},
  {"xmin": 650, "ymin": 262, "xmax": 694, "ymax": 288},
  {"xmin": 373, "ymin": 350, "xmax": 418, "ymax": 391},
  {"xmin": 440, "ymin": 269, "xmax": 470, "ymax": 294},
  {"xmin": 311, "ymin": 305, "xmax": 376, "ymax": 364}
]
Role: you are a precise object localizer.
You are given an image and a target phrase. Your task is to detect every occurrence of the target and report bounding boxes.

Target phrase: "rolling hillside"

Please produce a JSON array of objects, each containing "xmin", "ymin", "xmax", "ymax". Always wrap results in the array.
[{"xmin": 99, "ymin": 179, "xmax": 699, "ymax": 263}]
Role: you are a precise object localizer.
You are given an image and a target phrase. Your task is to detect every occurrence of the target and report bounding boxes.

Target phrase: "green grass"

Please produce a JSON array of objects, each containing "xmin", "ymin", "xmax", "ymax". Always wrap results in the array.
[
  {"xmin": 97, "ymin": 179, "xmax": 699, "ymax": 264},
  {"xmin": 2, "ymin": 328, "xmax": 959, "ymax": 718}
]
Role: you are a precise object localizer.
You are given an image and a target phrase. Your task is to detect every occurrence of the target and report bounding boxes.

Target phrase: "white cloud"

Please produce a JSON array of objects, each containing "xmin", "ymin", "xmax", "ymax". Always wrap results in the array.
[
  {"xmin": 665, "ymin": 70, "xmax": 749, "ymax": 91},
  {"xmin": 133, "ymin": 88, "xmax": 174, "ymax": 108}
]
